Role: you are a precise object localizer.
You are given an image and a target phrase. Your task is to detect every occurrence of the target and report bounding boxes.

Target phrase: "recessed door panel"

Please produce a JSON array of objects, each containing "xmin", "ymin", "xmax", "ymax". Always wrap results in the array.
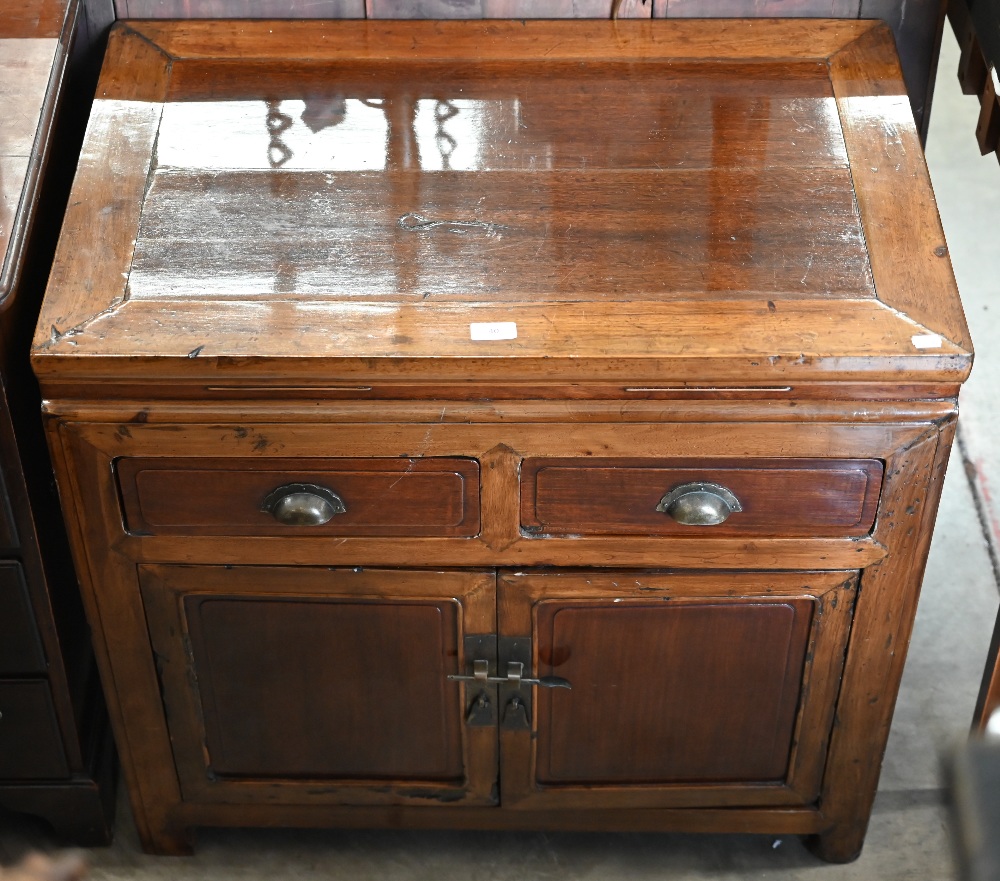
[
  {"xmin": 534, "ymin": 600, "xmax": 810, "ymax": 784},
  {"xmin": 140, "ymin": 565, "xmax": 497, "ymax": 806},
  {"xmin": 187, "ymin": 595, "xmax": 464, "ymax": 779},
  {"xmin": 498, "ymin": 570, "xmax": 856, "ymax": 810}
]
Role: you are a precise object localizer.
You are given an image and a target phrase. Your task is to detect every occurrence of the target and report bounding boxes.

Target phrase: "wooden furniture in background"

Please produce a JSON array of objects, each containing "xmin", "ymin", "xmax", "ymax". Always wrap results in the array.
[
  {"xmin": 0, "ymin": 0, "xmax": 116, "ymax": 844},
  {"xmin": 31, "ymin": 18, "xmax": 970, "ymax": 863},
  {"xmin": 947, "ymin": 0, "xmax": 1000, "ymax": 161}
]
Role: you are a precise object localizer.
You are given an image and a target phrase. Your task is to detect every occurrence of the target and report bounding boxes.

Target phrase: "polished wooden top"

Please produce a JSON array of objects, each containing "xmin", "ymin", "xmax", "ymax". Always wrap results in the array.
[
  {"xmin": 0, "ymin": 0, "xmax": 75, "ymax": 305},
  {"xmin": 32, "ymin": 19, "xmax": 971, "ymax": 388}
]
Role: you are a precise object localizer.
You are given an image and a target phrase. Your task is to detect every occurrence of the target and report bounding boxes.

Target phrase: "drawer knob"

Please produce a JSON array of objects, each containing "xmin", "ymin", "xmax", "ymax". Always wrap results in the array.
[
  {"xmin": 261, "ymin": 483, "xmax": 346, "ymax": 526},
  {"xmin": 656, "ymin": 482, "xmax": 742, "ymax": 526}
]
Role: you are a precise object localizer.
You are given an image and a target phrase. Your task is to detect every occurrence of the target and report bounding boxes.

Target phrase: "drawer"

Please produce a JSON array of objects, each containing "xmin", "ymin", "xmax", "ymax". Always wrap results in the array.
[
  {"xmin": 0, "ymin": 680, "xmax": 70, "ymax": 779},
  {"xmin": 117, "ymin": 457, "xmax": 480, "ymax": 537},
  {"xmin": 0, "ymin": 562, "xmax": 46, "ymax": 675},
  {"xmin": 0, "ymin": 466, "xmax": 17, "ymax": 550},
  {"xmin": 521, "ymin": 458, "xmax": 883, "ymax": 537}
]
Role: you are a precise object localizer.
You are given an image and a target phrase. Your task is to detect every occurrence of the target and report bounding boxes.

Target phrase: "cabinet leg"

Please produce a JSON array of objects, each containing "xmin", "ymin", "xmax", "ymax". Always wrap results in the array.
[
  {"xmin": 804, "ymin": 828, "xmax": 865, "ymax": 864},
  {"xmin": 140, "ymin": 826, "xmax": 195, "ymax": 856}
]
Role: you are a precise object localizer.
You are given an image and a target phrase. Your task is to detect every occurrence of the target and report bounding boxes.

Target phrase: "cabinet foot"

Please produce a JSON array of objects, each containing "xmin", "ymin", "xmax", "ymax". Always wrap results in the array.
[
  {"xmin": 139, "ymin": 823, "xmax": 195, "ymax": 856},
  {"xmin": 0, "ymin": 727, "xmax": 117, "ymax": 847},
  {"xmin": 804, "ymin": 829, "xmax": 865, "ymax": 864}
]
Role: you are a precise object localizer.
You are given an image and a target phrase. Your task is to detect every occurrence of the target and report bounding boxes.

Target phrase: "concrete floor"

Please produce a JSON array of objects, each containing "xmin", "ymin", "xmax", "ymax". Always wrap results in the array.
[{"xmin": 6, "ymin": 25, "xmax": 1000, "ymax": 881}]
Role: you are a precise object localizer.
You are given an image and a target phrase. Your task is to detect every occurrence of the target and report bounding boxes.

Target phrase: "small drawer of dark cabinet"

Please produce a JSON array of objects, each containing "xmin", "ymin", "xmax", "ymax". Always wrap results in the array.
[
  {"xmin": 0, "ymin": 681, "xmax": 70, "ymax": 779},
  {"xmin": 0, "ymin": 468, "xmax": 17, "ymax": 550},
  {"xmin": 521, "ymin": 458, "xmax": 884, "ymax": 537},
  {"xmin": 0, "ymin": 562, "xmax": 46, "ymax": 674},
  {"xmin": 116, "ymin": 456, "xmax": 481, "ymax": 537}
]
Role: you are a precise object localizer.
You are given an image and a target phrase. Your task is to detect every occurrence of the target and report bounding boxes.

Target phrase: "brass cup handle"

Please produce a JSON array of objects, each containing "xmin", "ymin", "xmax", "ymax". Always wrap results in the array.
[
  {"xmin": 261, "ymin": 483, "xmax": 346, "ymax": 526},
  {"xmin": 656, "ymin": 481, "xmax": 742, "ymax": 526}
]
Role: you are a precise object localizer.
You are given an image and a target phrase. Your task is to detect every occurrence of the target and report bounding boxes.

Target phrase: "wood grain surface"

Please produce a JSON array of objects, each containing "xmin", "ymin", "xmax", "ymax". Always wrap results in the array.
[
  {"xmin": 809, "ymin": 422, "xmax": 955, "ymax": 861},
  {"xmin": 31, "ymin": 16, "xmax": 971, "ymax": 860},
  {"xmin": 129, "ymin": 168, "xmax": 869, "ymax": 304},
  {"xmin": 101, "ymin": 0, "xmax": 945, "ymax": 139},
  {"xmin": 521, "ymin": 457, "xmax": 882, "ymax": 537},
  {"xmin": 654, "ymin": 0, "xmax": 858, "ymax": 15},
  {"xmin": 365, "ymin": 0, "xmax": 650, "ymax": 15},
  {"xmin": 0, "ymin": 0, "xmax": 70, "ymax": 38},
  {"xmin": 105, "ymin": 18, "xmax": 876, "ymax": 63},
  {"xmin": 534, "ymin": 599, "xmax": 811, "ymax": 783},
  {"xmin": 830, "ymin": 24, "xmax": 971, "ymax": 350},
  {"xmin": 32, "ymin": 19, "xmax": 971, "ymax": 390},
  {"xmin": 497, "ymin": 570, "xmax": 856, "ymax": 811},
  {"xmin": 117, "ymin": 456, "xmax": 480, "ymax": 536},
  {"xmin": 139, "ymin": 564, "xmax": 498, "ymax": 806},
  {"xmin": 117, "ymin": 0, "xmax": 364, "ymax": 16}
]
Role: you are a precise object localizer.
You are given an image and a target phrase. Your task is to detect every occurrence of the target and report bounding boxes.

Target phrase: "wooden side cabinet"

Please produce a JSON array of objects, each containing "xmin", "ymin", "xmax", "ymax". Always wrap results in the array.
[
  {"xmin": 0, "ymin": 0, "xmax": 116, "ymax": 844},
  {"xmin": 31, "ymin": 19, "xmax": 971, "ymax": 863}
]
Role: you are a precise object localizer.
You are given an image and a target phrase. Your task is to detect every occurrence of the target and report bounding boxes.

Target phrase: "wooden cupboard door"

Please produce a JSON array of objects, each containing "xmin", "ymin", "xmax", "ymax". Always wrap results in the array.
[
  {"xmin": 498, "ymin": 570, "xmax": 856, "ymax": 810},
  {"xmin": 139, "ymin": 565, "xmax": 497, "ymax": 806}
]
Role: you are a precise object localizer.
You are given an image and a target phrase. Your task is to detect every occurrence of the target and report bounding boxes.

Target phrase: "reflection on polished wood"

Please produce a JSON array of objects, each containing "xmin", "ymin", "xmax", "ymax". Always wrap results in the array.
[
  {"xmin": 117, "ymin": 0, "xmax": 365, "ymax": 16},
  {"xmin": 130, "ymin": 168, "xmax": 871, "ymax": 303},
  {"xmin": 107, "ymin": 0, "xmax": 942, "ymax": 139},
  {"xmin": 655, "ymin": 0, "xmax": 859, "ymax": 15},
  {"xmin": 35, "ymin": 19, "xmax": 967, "ymax": 387}
]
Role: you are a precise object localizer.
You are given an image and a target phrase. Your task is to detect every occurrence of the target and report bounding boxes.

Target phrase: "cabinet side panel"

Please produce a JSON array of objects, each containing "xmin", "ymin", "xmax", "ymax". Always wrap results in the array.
[{"xmin": 812, "ymin": 421, "xmax": 956, "ymax": 861}]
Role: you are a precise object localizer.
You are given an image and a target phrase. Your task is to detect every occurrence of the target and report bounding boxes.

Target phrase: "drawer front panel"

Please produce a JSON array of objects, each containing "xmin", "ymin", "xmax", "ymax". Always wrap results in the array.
[
  {"xmin": 0, "ymin": 680, "xmax": 69, "ymax": 779},
  {"xmin": 117, "ymin": 457, "xmax": 480, "ymax": 537},
  {"xmin": 0, "ymin": 562, "xmax": 46, "ymax": 674},
  {"xmin": 0, "ymin": 466, "xmax": 17, "ymax": 549},
  {"xmin": 521, "ymin": 458, "xmax": 883, "ymax": 537}
]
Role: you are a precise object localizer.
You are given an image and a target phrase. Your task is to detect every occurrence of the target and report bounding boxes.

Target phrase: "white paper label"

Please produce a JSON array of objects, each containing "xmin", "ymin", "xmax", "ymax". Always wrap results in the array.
[
  {"xmin": 911, "ymin": 333, "xmax": 943, "ymax": 350},
  {"xmin": 470, "ymin": 322, "xmax": 517, "ymax": 341}
]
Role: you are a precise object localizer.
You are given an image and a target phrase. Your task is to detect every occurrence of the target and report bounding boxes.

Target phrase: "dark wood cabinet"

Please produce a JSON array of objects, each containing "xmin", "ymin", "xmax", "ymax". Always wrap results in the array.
[
  {"xmin": 31, "ymin": 17, "xmax": 970, "ymax": 864},
  {"xmin": 0, "ymin": 683, "xmax": 70, "ymax": 781},
  {"xmin": 0, "ymin": 0, "xmax": 116, "ymax": 844},
  {"xmin": 0, "ymin": 564, "xmax": 48, "ymax": 675}
]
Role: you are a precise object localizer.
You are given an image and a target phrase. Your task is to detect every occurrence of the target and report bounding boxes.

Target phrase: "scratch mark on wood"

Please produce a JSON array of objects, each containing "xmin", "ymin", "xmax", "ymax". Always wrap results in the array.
[
  {"xmin": 397, "ymin": 212, "xmax": 507, "ymax": 236},
  {"xmin": 39, "ymin": 297, "xmax": 126, "ymax": 350}
]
